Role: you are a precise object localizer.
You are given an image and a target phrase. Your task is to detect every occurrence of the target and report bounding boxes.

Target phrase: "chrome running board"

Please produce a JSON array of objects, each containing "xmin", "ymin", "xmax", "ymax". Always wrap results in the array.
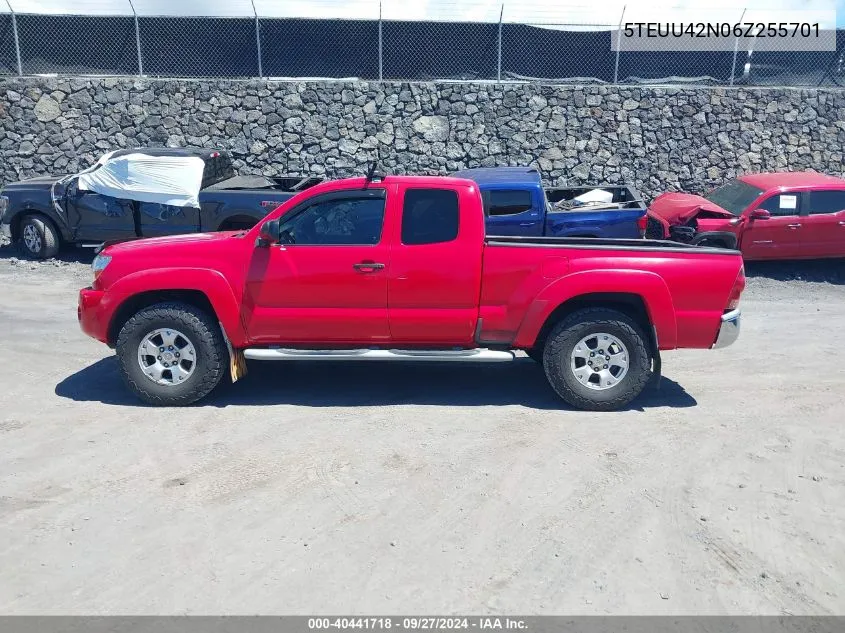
[{"xmin": 243, "ymin": 348, "xmax": 515, "ymax": 362}]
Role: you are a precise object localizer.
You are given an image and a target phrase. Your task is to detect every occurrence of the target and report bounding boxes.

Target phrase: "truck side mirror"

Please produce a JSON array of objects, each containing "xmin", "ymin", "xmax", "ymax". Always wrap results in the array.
[
  {"xmin": 257, "ymin": 219, "xmax": 280, "ymax": 246},
  {"xmin": 749, "ymin": 208, "xmax": 771, "ymax": 221}
]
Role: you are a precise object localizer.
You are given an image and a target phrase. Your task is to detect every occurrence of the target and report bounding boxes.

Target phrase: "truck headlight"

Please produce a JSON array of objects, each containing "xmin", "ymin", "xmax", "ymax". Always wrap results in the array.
[{"xmin": 92, "ymin": 254, "xmax": 112, "ymax": 278}]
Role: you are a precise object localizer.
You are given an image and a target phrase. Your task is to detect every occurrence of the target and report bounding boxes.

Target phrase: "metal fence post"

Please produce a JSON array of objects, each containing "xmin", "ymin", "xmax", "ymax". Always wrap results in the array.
[
  {"xmin": 128, "ymin": 0, "xmax": 143, "ymax": 76},
  {"xmin": 378, "ymin": 1, "xmax": 383, "ymax": 81},
  {"xmin": 5, "ymin": 1, "xmax": 23, "ymax": 76},
  {"xmin": 729, "ymin": 8, "xmax": 747, "ymax": 86},
  {"xmin": 251, "ymin": 0, "xmax": 263, "ymax": 78},
  {"xmin": 497, "ymin": 4, "xmax": 503, "ymax": 82},
  {"xmin": 613, "ymin": 5, "xmax": 626, "ymax": 84}
]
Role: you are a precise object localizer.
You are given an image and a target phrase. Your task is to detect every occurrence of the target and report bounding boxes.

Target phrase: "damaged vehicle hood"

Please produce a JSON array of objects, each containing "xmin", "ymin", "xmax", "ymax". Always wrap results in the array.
[
  {"xmin": 1, "ymin": 175, "xmax": 68, "ymax": 191},
  {"xmin": 648, "ymin": 192, "xmax": 734, "ymax": 225}
]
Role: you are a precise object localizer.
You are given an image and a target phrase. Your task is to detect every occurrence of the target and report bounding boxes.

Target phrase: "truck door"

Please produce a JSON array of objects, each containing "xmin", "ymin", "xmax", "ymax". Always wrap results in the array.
[
  {"xmin": 65, "ymin": 178, "xmax": 136, "ymax": 242},
  {"xmin": 741, "ymin": 192, "xmax": 805, "ymax": 260},
  {"xmin": 387, "ymin": 184, "xmax": 484, "ymax": 345},
  {"xmin": 243, "ymin": 188, "xmax": 391, "ymax": 344},
  {"xmin": 802, "ymin": 190, "xmax": 845, "ymax": 258},
  {"xmin": 137, "ymin": 201, "xmax": 201, "ymax": 238},
  {"xmin": 483, "ymin": 187, "xmax": 544, "ymax": 236}
]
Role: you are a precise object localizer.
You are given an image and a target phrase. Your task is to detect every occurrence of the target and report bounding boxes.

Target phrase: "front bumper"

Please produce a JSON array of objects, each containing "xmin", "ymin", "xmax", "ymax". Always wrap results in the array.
[
  {"xmin": 1, "ymin": 223, "xmax": 10, "ymax": 239},
  {"xmin": 78, "ymin": 287, "xmax": 108, "ymax": 343},
  {"xmin": 712, "ymin": 308, "xmax": 741, "ymax": 349}
]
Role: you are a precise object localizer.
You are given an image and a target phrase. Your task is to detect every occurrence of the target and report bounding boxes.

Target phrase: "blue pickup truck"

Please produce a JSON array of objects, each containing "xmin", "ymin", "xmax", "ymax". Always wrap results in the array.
[{"xmin": 451, "ymin": 167, "xmax": 647, "ymax": 239}]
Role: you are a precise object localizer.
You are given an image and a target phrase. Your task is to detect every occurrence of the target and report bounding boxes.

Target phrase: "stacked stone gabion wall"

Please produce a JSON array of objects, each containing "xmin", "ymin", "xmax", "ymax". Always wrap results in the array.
[{"xmin": 1, "ymin": 77, "xmax": 843, "ymax": 200}]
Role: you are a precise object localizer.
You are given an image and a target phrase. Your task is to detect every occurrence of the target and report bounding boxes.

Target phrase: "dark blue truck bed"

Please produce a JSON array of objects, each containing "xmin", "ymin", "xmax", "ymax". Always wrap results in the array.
[{"xmin": 451, "ymin": 167, "xmax": 647, "ymax": 239}]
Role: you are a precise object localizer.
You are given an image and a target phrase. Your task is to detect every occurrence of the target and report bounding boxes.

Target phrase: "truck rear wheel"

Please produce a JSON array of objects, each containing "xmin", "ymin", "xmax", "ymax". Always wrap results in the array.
[
  {"xmin": 542, "ymin": 308, "xmax": 651, "ymax": 411},
  {"xmin": 115, "ymin": 301, "xmax": 227, "ymax": 406},
  {"xmin": 17, "ymin": 214, "xmax": 60, "ymax": 259}
]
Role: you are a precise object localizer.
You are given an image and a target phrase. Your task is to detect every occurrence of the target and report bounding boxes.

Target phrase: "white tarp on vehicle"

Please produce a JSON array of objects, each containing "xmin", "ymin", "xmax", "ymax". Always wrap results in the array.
[{"xmin": 77, "ymin": 152, "xmax": 205, "ymax": 208}]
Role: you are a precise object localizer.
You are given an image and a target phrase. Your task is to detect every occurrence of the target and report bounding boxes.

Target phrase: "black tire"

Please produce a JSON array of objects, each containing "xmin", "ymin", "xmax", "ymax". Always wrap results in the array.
[
  {"xmin": 17, "ymin": 214, "xmax": 60, "ymax": 259},
  {"xmin": 542, "ymin": 308, "xmax": 652, "ymax": 411},
  {"xmin": 115, "ymin": 301, "xmax": 227, "ymax": 406}
]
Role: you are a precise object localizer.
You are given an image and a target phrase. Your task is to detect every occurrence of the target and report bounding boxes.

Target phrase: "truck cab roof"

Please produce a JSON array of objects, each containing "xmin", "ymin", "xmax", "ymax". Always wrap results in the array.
[
  {"xmin": 297, "ymin": 175, "xmax": 481, "ymax": 193},
  {"xmin": 739, "ymin": 171, "xmax": 845, "ymax": 191}
]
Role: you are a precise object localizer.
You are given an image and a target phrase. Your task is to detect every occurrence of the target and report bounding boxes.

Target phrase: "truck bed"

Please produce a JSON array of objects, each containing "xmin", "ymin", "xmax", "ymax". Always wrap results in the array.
[
  {"xmin": 203, "ymin": 175, "xmax": 324, "ymax": 192},
  {"xmin": 545, "ymin": 184, "xmax": 644, "ymax": 210},
  {"xmin": 485, "ymin": 234, "xmax": 739, "ymax": 255}
]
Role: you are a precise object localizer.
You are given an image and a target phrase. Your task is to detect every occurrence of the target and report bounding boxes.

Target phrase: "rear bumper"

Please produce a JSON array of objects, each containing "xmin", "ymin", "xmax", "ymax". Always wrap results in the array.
[
  {"xmin": 712, "ymin": 308, "xmax": 741, "ymax": 349},
  {"xmin": 0, "ymin": 222, "xmax": 10, "ymax": 239},
  {"xmin": 78, "ymin": 287, "xmax": 109, "ymax": 344}
]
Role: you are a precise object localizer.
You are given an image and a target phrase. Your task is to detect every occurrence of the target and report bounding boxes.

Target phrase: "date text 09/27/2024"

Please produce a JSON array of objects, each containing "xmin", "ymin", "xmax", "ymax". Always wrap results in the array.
[{"xmin": 308, "ymin": 618, "xmax": 527, "ymax": 630}]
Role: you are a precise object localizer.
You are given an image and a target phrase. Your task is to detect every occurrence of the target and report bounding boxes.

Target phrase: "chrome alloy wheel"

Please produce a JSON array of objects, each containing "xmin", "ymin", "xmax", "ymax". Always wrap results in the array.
[
  {"xmin": 137, "ymin": 328, "xmax": 197, "ymax": 386},
  {"xmin": 570, "ymin": 332, "xmax": 629, "ymax": 390},
  {"xmin": 22, "ymin": 224, "xmax": 42, "ymax": 254}
]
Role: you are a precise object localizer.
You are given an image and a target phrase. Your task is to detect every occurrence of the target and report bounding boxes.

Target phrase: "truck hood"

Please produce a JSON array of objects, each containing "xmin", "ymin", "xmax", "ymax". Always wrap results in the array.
[
  {"xmin": 2, "ymin": 175, "xmax": 67, "ymax": 191},
  {"xmin": 103, "ymin": 230, "xmax": 243, "ymax": 254},
  {"xmin": 648, "ymin": 192, "xmax": 734, "ymax": 225}
]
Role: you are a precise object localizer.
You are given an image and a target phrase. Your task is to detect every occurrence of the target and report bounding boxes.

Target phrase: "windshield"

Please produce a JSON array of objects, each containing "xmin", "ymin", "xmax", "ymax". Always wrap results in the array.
[{"xmin": 704, "ymin": 179, "xmax": 764, "ymax": 215}]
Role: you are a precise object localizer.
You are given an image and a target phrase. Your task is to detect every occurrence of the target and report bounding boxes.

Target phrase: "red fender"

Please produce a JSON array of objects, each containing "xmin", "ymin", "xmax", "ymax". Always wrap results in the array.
[
  {"xmin": 511, "ymin": 269, "xmax": 679, "ymax": 350},
  {"xmin": 101, "ymin": 268, "xmax": 248, "ymax": 347}
]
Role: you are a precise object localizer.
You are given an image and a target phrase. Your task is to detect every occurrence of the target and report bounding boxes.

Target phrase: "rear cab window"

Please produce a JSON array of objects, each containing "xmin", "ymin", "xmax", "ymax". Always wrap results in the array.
[
  {"xmin": 807, "ymin": 190, "xmax": 845, "ymax": 215},
  {"xmin": 485, "ymin": 189, "xmax": 533, "ymax": 216},
  {"xmin": 401, "ymin": 188, "xmax": 460, "ymax": 245}
]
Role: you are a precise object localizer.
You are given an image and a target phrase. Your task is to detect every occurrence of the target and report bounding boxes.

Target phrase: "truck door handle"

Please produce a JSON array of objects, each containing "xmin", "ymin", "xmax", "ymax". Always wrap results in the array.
[
  {"xmin": 353, "ymin": 261, "xmax": 385, "ymax": 272},
  {"xmin": 519, "ymin": 222, "xmax": 536, "ymax": 226},
  {"xmin": 787, "ymin": 223, "xmax": 801, "ymax": 229}
]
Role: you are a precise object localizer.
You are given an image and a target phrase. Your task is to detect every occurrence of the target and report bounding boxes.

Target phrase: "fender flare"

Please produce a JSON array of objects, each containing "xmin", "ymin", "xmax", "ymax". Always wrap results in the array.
[
  {"xmin": 512, "ymin": 269, "xmax": 679, "ymax": 350},
  {"xmin": 215, "ymin": 209, "xmax": 266, "ymax": 231},
  {"xmin": 8, "ymin": 205, "xmax": 72, "ymax": 242},
  {"xmin": 102, "ymin": 267, "xmax": 248, "ymax": 347}
]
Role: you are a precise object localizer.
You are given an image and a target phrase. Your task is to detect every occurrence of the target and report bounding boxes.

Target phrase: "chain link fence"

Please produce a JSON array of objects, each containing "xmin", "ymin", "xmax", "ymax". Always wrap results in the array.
[{"xmin": 0, "ymin": 4, "xmax": 843, "ymax": 87}]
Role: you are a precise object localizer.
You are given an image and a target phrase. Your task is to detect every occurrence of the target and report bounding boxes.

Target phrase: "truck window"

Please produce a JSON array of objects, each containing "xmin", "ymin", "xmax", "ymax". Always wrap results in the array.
[
  {"xmin": 807, "ymin": 190, "xmax": 845, "ymax": 215},
  {"xmin": 401, "ymin": 189, "xmax": 459, "ymax": 245},
  {"xmin": 757, "ymin": 193, "xmax": 802, "ymax": 217},
  {"xmin": 488, "ymin": 190, "xmax": 533, "ymax": 216},
  {"xmin": 279, "ymin": 196, "xmax": 386, "ymax": 245}
]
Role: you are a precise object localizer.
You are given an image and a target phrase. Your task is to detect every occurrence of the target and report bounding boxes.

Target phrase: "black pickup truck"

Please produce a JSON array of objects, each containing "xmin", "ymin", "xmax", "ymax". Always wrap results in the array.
[{"xmin": 0, "ymin": 148, "xmax": 321, "ymax": 259}]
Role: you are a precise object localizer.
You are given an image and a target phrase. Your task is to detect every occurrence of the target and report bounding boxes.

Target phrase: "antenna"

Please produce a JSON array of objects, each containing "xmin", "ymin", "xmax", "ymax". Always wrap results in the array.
[{"xmin": 364, "ymin": 144, "xmax": 385, "ymax": 185}]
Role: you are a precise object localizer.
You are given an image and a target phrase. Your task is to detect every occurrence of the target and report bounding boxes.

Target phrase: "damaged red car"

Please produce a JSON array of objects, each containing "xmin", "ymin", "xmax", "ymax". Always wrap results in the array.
[{"xmin": 645, "ymin": 172, "xmax": 845, "ymax": 260}]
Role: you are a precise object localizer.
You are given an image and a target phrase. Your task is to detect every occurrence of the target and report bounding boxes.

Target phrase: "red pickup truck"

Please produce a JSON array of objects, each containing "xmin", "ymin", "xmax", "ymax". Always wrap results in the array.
[
  {"xmin": 78, "ymin": 175, "xmax": 745, "ymax": 411},
  {"xmin": 647, "ymin": 172, "xmax": 845, "ymax": 260}
]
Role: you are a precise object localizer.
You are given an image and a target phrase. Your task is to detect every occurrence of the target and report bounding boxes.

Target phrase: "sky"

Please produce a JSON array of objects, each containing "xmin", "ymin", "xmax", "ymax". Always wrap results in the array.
[{"xmin": 1, "ymin": 0, "xmax": 843, "ymax": 28}]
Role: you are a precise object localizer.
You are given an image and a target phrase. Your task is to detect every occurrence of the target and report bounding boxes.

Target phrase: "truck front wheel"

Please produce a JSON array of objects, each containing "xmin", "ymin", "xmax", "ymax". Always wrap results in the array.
[
  {"xmin": 17, "ymin": 214, "xmax": 60, "ymax": 259},
  {"xmin": 115, "ymin": 301, "xmax": 228, "ymax": 406},
  {"xmin": 542, "ymin": 308, "xmax": 652, "ymax": 411}
]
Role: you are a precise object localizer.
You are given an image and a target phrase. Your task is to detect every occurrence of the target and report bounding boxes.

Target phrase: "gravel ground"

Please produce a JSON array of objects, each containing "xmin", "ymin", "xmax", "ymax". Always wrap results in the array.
[{"xmin": 0, "ymin": 244, "xmax": 843, "ymax": 615}]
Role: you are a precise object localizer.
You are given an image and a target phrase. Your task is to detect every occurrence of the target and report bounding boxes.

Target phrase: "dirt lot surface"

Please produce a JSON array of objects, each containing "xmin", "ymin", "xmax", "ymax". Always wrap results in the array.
[{"xmin": 1, "ymin": 245, "xmax": 843, "ymax": 615}]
